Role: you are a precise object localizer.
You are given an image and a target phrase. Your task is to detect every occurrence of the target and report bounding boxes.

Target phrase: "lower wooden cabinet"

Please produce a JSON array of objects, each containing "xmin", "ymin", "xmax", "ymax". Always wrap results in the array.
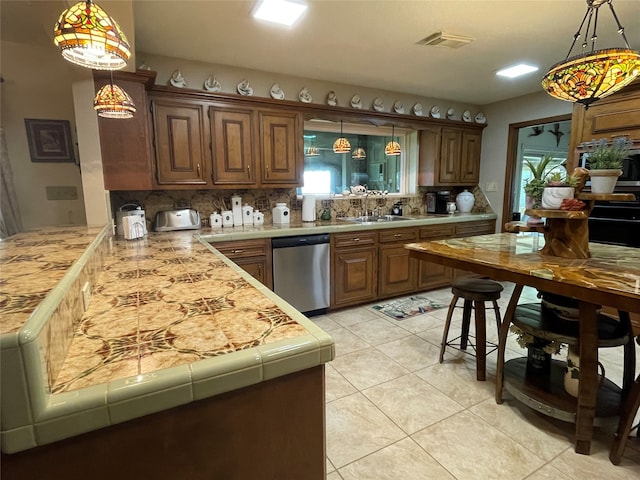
[
  {"xmin": 214, "ymin": 239, "xmax": 272, "ymax": 289},
  {"xmin": 453, "ymin": 219, "xmax": 496, "ymax": 278},
  {"xmin": 378, "ymin": 228, "xmax": 418, "ymax": 298},
  {"xmin": 331, "ymin": 232, "xmax": 378, "ymax": 308},
  {"xmin": 416, "ymin": 224, "xmax": 456, "ymax": 290}
]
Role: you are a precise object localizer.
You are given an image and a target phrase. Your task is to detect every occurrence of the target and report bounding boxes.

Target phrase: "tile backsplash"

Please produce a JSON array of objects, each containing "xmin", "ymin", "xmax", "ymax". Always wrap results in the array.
[{"xmin": 110, "ymin": 187, "xmax": 492, "ymax": 229}]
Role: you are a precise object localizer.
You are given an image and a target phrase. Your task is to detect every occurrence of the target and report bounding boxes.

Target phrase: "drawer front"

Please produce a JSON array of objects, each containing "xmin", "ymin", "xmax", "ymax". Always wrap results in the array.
[
  {"xmin": 378, "ymin": 228, "xmax": 418, "ymax": 244},
  {"xmin": 215, "ymin": 239, "xmax": 269, "ymax": 258},
  {"xmin": 419, "ymin": 224, "xmax": 456, "ymax": 240},
  {"xmin": 332, "ymin": 232, "xmax": 377, "ymax": 248},
  {"xmin": 456, "ymin": 220, "xmax": 495, "ymax": 237}
]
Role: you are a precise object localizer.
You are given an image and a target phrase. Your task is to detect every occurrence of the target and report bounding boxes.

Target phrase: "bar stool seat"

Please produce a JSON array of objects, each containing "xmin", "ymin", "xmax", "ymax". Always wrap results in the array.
[{"xmin": 440, "ymin": 277, "xmax": 503, "ymax": 381}]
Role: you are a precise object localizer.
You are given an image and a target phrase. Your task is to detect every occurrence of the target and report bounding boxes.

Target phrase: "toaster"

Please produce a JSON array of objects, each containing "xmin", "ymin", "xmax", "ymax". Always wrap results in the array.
[{"xmin": 154, "ymin": 209, "xmax": 201, "ymax": 231}]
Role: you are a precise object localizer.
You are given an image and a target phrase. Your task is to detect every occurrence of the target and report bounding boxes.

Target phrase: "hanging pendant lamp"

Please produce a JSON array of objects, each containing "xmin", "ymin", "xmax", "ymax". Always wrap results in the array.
[
  {"xmin": 385, "ymin": 126, "xmax": 401, "ymax": 156},
  {"xmin": 94, "ymin": 74, "xmax": 136, "ymax": 118},
  {"xmin": 53, "ymin": 0, "xmax": 131, "ymax": 70},
  {"xmin": 305, "ymin": 144, "xmax": 320, "ymax": 156},
  {"xmin": 333, "ymin": 121, "xmax": 351, "ymax": 154},
  {"xmin": 541, "ymin": 0, "xmax": 640, "ymax": 108}
]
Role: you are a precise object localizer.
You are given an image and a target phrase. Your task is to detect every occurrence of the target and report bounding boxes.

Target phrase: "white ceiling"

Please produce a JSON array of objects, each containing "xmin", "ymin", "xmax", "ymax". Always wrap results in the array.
[{"xmin": 3, "ymin": 1, "xmax": 640, "ymax": 106}]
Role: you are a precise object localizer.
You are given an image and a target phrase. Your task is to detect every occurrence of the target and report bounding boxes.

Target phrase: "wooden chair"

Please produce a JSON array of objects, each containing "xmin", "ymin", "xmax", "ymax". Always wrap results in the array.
[{"xmin": 440, "ymin": 277, "xmax": 503, "ymax": 381}]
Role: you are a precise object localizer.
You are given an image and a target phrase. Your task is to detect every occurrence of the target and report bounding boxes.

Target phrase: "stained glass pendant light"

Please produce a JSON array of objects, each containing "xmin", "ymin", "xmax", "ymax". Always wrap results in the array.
[
  {"xmin": 385, "ymin": 126, "xmax": 401, "ymax": 156},
  {"xmin": 53, "ymin": 1, "xmax": 131, "ymax": 70},
  {"xmin": 333, "ymin": 121, "xmax": 351, "ymax": 154},
  {"xmin": 94, "ymin": 76, "xmax": 136, "ymax": 118},
  {"xmin": 305, "ymin": 144, "xmax": 320, "ymax": 156},
  {"xmin": 541, "ymin": 0, "xmax": 640, "ymax": 108},
  {"xmin": 352, "ymin": 147, "xmax": 367, "ymax": 159}
]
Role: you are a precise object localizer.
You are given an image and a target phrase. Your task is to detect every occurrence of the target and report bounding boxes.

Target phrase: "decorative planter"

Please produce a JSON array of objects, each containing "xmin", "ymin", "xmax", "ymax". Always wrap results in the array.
[
  {"xmin": 541, "ymin": 186, "xmax": 575, "ymax": 209},
  {"xmin": 563, "ymin": 344, "xmax": 606, "ymax": 397},
  {"xmin": 589, "ymin": 169, "xmax": 622, "ymax": 194}
]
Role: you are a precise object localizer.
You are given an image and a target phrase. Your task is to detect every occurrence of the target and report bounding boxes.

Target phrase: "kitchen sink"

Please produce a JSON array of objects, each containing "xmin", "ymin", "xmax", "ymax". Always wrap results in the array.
[{"xmin": 338, "ymin": 215, "xmax": 414, "ymax": 224}]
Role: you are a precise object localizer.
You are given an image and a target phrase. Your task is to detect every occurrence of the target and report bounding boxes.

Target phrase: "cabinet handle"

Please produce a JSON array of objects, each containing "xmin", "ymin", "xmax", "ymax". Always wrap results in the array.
[
  {"xmin": 393, "ymin": 234, "xmax": 402, "ymax": 237},
  {"xmin": 197, "ymin": 163, "xmax": 201, "ymax": 176},
  {"xmin": 353, "ymin": 238, "xmax": 360, "ymax": 242},
  {"xmin": 232, "ymin": 249, "xmax": 244, "ymax": 254},
  {"xmin": 265, "ymin": 164, "xmax": 269, "ymax": 178}
]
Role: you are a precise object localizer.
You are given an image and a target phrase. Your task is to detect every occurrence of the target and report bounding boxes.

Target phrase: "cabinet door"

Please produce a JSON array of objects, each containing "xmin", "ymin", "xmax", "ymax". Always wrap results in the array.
[
  {"xmin": 233, "ymin": 258, "xmax": 272, "ymax": 290},
  {"xmin": 332, "ymin": 246, "xmax": 377, "ymax": 308},
  {"xmin": 214, "ymin": 239, "xmax": 272, "ymax": 289},
  {"xmin": 210, "ymin": 106, "xmax": 257, "ymax": 186},
  {"xmin": 151, "ymin": 99, "xmax": 208, "ymax": 186},
  {"xmin": 96, "ymin": 73, "xmax": 154, "ymax": 190},
  {"xmin": 459, "ymin": 131, "xmax": 481, "ymax": 184},
  {"xmin": 438, "ymin": 129, "xmax": 462, "ymax": 184},
  {"xmin": 259, "ymin": 110, "xmax": 303, "ymax": 185},
  {"xmin": 379, "ymin": 244, "xmax": 416, "ymax": 298},
  {"xmin": 416, "ymin": 225, "xmax": 454, "ymax": 290}
]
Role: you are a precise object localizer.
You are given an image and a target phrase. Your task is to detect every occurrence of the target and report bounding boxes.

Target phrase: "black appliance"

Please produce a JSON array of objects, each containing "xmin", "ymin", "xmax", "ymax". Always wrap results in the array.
[
  {"xmin": 434, "ymin": 191, "xmax": 450, "ymax": 214},
  {"xmin": 588, "ymin": 190, "xmax": 640, "ymax": 248}
]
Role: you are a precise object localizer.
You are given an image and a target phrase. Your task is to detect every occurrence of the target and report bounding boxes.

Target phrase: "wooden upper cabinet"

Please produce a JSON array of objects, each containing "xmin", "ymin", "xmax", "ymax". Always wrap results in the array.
[
  {"xmin": 568, "ymin": 81, "xmax": 640, "ymax": 166},
  {"xmin": 259, "ymin": 110, "xmax": 303, "ymax": 185},
  {"xmin": 95, "ymin": 70, "xmax": 156, "ymax": 190},
  {"xmin": 151, "ymin": 97, "xmax": 209, "ymax": 186},
  {"xmin": 210, "ymin": 106, "xmax": 257, "ymax": 186},
  {"xmin": 418, "ymin": 126, "xmax": 482, "ymax": 186}
]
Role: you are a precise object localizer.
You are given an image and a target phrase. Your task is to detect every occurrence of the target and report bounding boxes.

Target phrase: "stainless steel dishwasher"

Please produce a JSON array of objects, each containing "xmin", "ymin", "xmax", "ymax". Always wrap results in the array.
[{"xmin": 272, "ymin": 234, "xmax": 330, "ymax": 316}]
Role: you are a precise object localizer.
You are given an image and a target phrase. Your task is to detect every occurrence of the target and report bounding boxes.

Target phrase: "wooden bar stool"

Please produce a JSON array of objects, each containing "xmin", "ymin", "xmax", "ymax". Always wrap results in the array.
[{"xmin": 439, "ymin": 277, "xmax": 503, "ymax": 381}]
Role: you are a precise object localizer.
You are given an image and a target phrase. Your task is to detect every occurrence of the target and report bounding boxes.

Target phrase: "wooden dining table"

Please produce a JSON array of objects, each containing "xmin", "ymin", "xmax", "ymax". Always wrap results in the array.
[{"xmin": 406, "ymin": 233, "xmax": 640, "ymax": 455}]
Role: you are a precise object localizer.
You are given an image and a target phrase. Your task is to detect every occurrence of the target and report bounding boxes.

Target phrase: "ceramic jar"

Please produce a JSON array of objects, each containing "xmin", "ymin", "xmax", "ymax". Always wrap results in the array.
[
  {"xmin": 455, "ymin": 190, "xmax": 475, "ymax": 213},
  {"xmin": 209, "ymin": 212, "xmax": 222, "ymax": 228},
  {"xmin": 541, "ymin": 187, "xmax": 574, "ymax": 209}
]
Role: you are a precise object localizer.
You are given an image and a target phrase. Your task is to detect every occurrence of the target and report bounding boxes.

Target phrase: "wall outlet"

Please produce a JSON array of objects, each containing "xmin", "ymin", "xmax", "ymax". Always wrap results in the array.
[
  {"xmin": 485, "ymin": 182, "xmax": 498, "ymax": 192},
  {"xmin": 81, "ymin": 282, "xmax": 91, "ymax": 312},
  {"xmin": 46, "ymin": 186, "xmax": 78, "ymax": 201}
]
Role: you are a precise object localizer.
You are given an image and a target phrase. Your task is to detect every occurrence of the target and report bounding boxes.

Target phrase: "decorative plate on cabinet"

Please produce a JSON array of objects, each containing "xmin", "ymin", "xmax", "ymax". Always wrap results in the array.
[
  {"xmin": 237, "ymin": 79, "xmax": 253, "ymax": 96},
  {"xmin": 372, "ymin": 97, "xmax": 384, "ymax": 112},
  {"xmin": 475, "ymin": 112, "xmax": 487, "ymax": 124},
  {"xmin": 446, "ymin": 108, "xmax": 455, "ymax": 119},
  {"xmin": 350, "ymin": 95, "xmax": 362, "ymax": 109},
  {"xmin": 430, "ymin": 105, "xmax": 440, "ymax": 118},
  {"xmin": 327, "ymin": 91, "xmax": 338, "ymax": 106},
  {"xmin": 270, "ymin": 83, "xmax": 285, "ymax": 100},
  {"xmin": 204, "ymin": 76, "xmax": 221, "ymax": 92},
  {"xmin": 298, "ymin": 87, "xmax": 312, "ymax": 103},
  {"xmin": 462, "ymin": 110, "xmax": 472, "ymax": 122},
  {"xmin": 169, "ymin": 70, "xmax": 186, "ymax": 88},
  {"xmin": 413, "ymin": 103, "xmax": 424, "ymax": 116},
  {"xmin": 393, "ymin": 101, "xmax": 405, "ymax": 114}
]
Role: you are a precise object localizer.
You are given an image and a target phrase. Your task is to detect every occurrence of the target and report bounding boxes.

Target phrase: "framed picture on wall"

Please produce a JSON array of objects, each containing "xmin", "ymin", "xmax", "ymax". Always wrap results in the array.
[{"xmin": 24, "ymin": 119, "xmax": 75, "ymax": 163}]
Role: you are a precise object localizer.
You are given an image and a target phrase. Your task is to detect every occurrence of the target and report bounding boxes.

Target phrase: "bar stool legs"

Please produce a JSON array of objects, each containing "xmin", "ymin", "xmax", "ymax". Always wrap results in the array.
[{"xmin": 439, "ymin": 278, "xmax": 503, "ymax": 381}]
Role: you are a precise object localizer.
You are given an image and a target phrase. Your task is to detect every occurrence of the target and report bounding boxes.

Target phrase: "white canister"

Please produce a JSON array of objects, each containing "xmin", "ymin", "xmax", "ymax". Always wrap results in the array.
[
  {"xmin": 242, "ymin": 204, "xmax": 254, "ymax": 225},
  {"xmin": 272, "ymin": 203, "xmax": 290, "ymax": 224},
  {"xmin": 231, "ymin": 195, "xmax": 243, "ymax": 226},
  {"xmin": 456, "ymin": 190, "xmax": 475, "ymax": 213},
  {"xmin": 253, "ymin": 210, "xmax": 264, "ymax": 226},
  {"xmin": 222, "ymin": 210, "xmax": 234, "ymax": 227},
  {"xmin": 210, "ymin": 212, "xmax": 222, "ymax": 228}
]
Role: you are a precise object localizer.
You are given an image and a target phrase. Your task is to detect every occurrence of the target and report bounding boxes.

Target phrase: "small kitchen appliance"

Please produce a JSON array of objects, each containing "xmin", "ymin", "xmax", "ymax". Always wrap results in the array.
[
  {"xmin": 272, "ymin": 203, "xmax": 290, "ymax": 224},
  {"xmin": 116, "ymin": 204, "xmax": 147, "ymax": 237},
  {"xmin": 434, "ymin": 191, "xmax": 451, "ymax": 214},
  {"xmin": 153, "ymin": 209, "xmax": 201, "ymax": 231}
]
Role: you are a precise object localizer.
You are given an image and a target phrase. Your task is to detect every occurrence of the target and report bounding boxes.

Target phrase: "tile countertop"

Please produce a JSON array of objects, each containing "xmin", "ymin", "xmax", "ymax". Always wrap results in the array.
[{"xmin": 0, "ymin": 225, "xmax": 334, "ymax": 453}]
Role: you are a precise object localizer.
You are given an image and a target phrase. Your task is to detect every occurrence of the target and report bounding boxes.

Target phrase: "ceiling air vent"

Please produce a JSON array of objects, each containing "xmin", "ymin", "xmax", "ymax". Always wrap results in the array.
[{"xmin": 417, "ymin": 32, "xmax": 474, "ymax": 49}]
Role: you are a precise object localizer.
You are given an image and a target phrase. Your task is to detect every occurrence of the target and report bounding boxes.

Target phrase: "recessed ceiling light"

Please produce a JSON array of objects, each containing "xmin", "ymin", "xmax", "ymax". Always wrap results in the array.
[
  {"xmin": 253, "ymin": 0, "xmax": 307, "ymax": 27},
  {"xmin": 496, "ymin": 64, "xmax": 539, "ymax": 78}
]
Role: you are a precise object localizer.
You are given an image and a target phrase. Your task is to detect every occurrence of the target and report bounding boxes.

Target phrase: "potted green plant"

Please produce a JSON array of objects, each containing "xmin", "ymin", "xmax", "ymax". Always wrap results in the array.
[
  {"xmin": 581, "ymin": 137, "xmax": 632, "ymax": 193},
  {"xmin": 523, "ymin": 156, "xmax": 553, "ymax": 223},
  {"xmin": 541, "ymin": 172, "xmax": 577, "ymax": 209}
]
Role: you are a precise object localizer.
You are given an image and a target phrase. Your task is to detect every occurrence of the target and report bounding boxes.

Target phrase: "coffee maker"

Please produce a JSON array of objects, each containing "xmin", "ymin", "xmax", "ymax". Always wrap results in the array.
[{"xmin": 434, "ymin": 191, "xmax": 451, "ymax": 214}]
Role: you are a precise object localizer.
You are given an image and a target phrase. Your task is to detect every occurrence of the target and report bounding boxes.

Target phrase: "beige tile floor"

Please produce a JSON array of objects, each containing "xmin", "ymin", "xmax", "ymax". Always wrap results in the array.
[{"xmin": 313, "ymin": 284, "xmax": 640, "ymax": 480}]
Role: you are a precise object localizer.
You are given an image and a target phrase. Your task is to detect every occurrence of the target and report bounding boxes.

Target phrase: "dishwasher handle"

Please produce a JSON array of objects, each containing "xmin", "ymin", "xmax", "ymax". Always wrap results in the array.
[{"xmin": 272, "ymin": 234, "xmax": 330, "ymax": 248}]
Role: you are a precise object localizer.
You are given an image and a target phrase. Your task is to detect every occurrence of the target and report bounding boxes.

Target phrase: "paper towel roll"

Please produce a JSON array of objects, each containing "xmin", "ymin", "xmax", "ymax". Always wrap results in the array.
[{"xmin": 302, "ymin": 195, "xmax": 316, "ymax": 222}]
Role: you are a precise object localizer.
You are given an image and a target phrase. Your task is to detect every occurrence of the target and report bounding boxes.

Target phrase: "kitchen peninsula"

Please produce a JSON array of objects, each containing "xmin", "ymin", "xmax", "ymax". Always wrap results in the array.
[
  {"xmin": 406, "ymin": 233, "xmax": 640, "ymax": 456},
  {"xmin": 0, "ymin": 225, "xmax": 334, "ymax": 479}
]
